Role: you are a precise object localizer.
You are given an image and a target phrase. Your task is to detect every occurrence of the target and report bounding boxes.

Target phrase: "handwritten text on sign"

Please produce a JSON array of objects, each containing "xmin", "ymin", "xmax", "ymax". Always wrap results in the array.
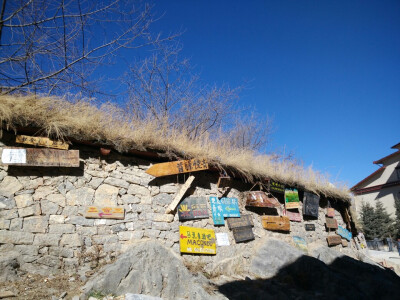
[
  {"xmin": 177, "ymin": 197, "xmax": 208, "ymax": 220},
  {"xmin": 179, "ymin": 226, "xmax": 216, "ymax": 255},
  {"xmin": 146, "ymin": 159, "xmax": 208, "ymax": 177},
  {"xmin": 84, "ymin": 206, "xmax": 125, "ymax": 219},
  {"xmin": 210, "ymin": 197, "xmax": 240, "ymax": 225}
]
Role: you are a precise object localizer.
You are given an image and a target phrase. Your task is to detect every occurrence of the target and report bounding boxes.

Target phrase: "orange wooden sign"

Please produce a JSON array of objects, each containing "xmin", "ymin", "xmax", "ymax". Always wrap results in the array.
[
  {"xmin": 16, "ymin": 135, "xmax": 69, "ymax": 150},
  {"xmin": 84, "ymin": 206, "xmax": 125, "ymax": 219},
  {"xmin": 146, "ymin": 158, "xmax": 208, "ymax": 177},
  {"xmin": 261, "ymin": 216, "xmax": 290, "ymax": 232}
]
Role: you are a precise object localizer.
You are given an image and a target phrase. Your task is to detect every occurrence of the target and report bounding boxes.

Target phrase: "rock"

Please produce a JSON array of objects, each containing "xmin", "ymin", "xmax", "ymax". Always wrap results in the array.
[
  {"xmin": 60, "ymin": 233, "xmax": 82, "ymax": 247},
  {"xmin": 0, "ymin": 230, "xmax": 34, "ymax": 245},
  {"xmin": 94, "ymin": 184, "xmax": 118, "ymax": 206},
  {"xmin": 49, "ymin": 215, "xmax": 65, "ymax": 224},
  {"xmin": 0, "ymin": 209, "xmax": 18, "ymax": 219},
  {"xmin": 250, "ymin": 238, "xmax": 304, "ymax": 278},
  {"xmin": 0, "ymin": 219, "xmax": 10, "ymax": 229},
  {"xmin": 153, "ymin": 214, "xmax": 174, "ymax": 223},
  {"xmin": 18, "ymin": 205, "xmax": 37, "ymax": 218},
  {"xmin": 308, "ymin": 243, "xmax": 344, "ymax": 265},
  {"xmin": 0, "ymin": 176, "xmax": 23, "ymax": 197},
  {"xmin": 66, "ymin": 187, "xmax": 95, "ymax": 206},
  {"xmin": 66, "ymin": 216, "xmax": 94, "ymax": 226},
  {"xmin": 121, "ymin": 194, "xmax": 140, "ymax": 204},
  {"xmin": 0, "ymin": 251, "xmax": 19, "ymax": 281},
  {"xmin": 82, "ymin": 240, "xmax": 216, "ymax": 300},
  {"xmin": 125, "ymin": 294, "xmax": 163, "ymax": 300},
  {"xmin": 47, "ymin": 194, "xmax": 66, "ymax": 207},
  {"xmin": 127, "ymin": 184, "xmax": 150, "ymax": 199},
  {"xmin": 23, "ymin": 216, "xmax": 48, "ymax": 233},
  {"xmin": 88, "ymin": 177, "xmax": 104, "ymax": 189},
  {"xmin": 14, "ymin": 245, "xmax": 39, "ymax": 256},
  {"xmin": 152, "ymin": 194, "xmax": 172, "ymax": 207},
  {"xmin": 14, "ymin": 194, "xmax": 33, "ymax": 208},
  {"xmin": 49, "ymin": 224, "xmax": 75, "ymax": 234},
  {"xmin": 32, "ymin": 186, "xmax": 54, "ymax": 201},
  {"xmin": 104, "ymin": 177, "xmax": 130, "ymax": 189},
  {"xmin": 34, "ymin": 233, "xmax": 62, "ymax": 246},
  {"xmin": 92, "ymin": 235, "xmax": 118, "ymax": 245},
  {"xmin": 41, "ymin": 200, "xmax": 59, "ymax": 215},
  {"xmin": 0, "ymin": 291, "xmax": 16, "ymax": 298},
  {"xmin": 0, "ymin": 196, "xmax": 16, "ymax": 209},
  {"xmin": 36, "ymin": 255, "xmax": 60, "ymax": 268}
]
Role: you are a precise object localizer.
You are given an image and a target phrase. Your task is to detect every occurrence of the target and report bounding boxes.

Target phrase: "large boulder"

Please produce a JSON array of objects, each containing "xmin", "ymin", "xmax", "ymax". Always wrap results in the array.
[{"xmin": 82, "ymin": 240, "xmax": 223, "ymax": 300}]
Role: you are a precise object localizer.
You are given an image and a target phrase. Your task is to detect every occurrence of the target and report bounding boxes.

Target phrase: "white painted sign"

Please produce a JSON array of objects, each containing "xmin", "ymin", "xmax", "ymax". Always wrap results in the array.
[
  {"xmin": 1, "ymin": 149, "xmax": 26, "ymax": 164},
  {"xmin": 216, "ymin": 232, "xmax": 230, "ymax": 246}
]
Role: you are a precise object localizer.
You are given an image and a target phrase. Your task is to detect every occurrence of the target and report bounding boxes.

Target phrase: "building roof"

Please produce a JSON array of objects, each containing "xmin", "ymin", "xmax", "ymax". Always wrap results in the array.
[
  {"xmin": 373, "ymin": 150, "xmax": 400, "ymax": 165},
  {"xmin": 351, "ymin": 166, "xmax": 386, "ymax": 191},
  {"xmin": 391, "ymin": 142, "xmax": 400, "ymax": 150}
]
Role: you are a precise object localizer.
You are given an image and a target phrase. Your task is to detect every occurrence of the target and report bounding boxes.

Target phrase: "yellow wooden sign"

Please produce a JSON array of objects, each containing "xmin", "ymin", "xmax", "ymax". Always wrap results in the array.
[
  {"xmin": 16, "ymin": 135, "xmax": 69, "ymax": 150},
  {"xmin": 146, "ymin": 158, "xmax": 208, "ymax": 177},
  {"xmin": 179, "ymin": 226, "xmax": 216, "ymax": 255},
  {"xmin": 84, "ymin": 206, "xmax": 125, "ymax": 219}
]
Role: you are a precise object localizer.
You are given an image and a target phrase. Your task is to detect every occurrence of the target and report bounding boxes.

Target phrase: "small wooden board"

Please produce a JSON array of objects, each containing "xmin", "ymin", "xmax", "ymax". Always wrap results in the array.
[
  {"xmin": 179, "ymin": 226, "xmax": 216, "ymax": 255},
  {"xmin": 327, "ymin": 235, "xmax": 342, "ymax": 246},
  {"xmin": 146, "ymin": 159, "xmax": 208, "ymax": 177},
  {"xmin": 177, "ymin": 197, "xmax": 208, "ymax": 220},
  {"xmin": 261, "ymin": 216, "xmax": 290, "ymax": 232},
  {"xmin": 284, "ymin": 209, "xmax": 302, "ymax": 222},
  {"xmin": 232, "ymin": 226, "xmax": 255, "ymax": 243},
  {"xmin": 217, "ymin": 176, "xmax": 231, "ymax": 189},
  {"xmin": 0, "ymin": 147, "xmax": 79, "ymax": 167},
  {"xmin": 326, "ymin": 208, "xmax": 335, "ymax": 217},
  {"xmin": 16, "ymin": 135, "xmax": 69, "ymax": 150},
  {"xmin": 269, "ymin": 180, "xmax": 285, "ymax": 194},
  {"xmin": 226, "ymin": 215, "xmax": 254, "ymax": 229},
  {"xmin": 305, "ymin": 224, "xmax": 316, "ymax": 231},
  {"xmin": 325, "ymin": 217, "xmax": 338, "ymax": 229},
  {"xmin": 84, "ymin": 206, "xmax": 125, "ymax": 219},
  {"xmin": 166, "ymin": 175, "xmax": 195, "ymax": 214}
]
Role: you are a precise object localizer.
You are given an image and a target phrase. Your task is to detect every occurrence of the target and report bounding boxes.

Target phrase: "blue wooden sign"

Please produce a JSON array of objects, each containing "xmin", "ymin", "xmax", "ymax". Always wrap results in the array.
[
  {"xmin": 337, "ymin": 226, "xmax": 352, "ymax": 241},
  {"xmin": 210, "ymin": 197, "xmax": 240, "ymax": 225}
]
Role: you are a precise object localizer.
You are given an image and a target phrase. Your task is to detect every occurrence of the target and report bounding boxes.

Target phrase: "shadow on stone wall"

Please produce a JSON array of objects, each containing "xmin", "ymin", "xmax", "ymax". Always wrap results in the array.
[{"xmin": 218, "ymin": 254, "xmax": 400, "ymax": 300}]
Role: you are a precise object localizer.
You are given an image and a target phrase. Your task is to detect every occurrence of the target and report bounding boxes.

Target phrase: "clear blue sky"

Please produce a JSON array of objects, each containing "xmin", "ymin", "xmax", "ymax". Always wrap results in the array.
[{"xmin": 143, "ymin": 0, "xmax": 399, "ymax": 188}]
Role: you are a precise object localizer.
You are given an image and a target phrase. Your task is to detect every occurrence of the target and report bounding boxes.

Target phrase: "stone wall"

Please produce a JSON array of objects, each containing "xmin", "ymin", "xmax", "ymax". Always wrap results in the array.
[{"xmin": 0, "ymin": 131, "xmax": 354, "ymax": 276}]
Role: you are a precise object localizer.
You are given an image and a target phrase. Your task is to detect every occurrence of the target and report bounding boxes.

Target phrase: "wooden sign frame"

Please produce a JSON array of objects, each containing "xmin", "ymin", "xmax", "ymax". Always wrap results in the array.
[
  {"xmin": 177, "ymin": 197, "xmax": 208, "ymax": 220},
  {"xmin": 84, "ymin": 206, "xmax": 125, "ymax": 219},
  {"xmin": 327, "ymin": 235, "xmax": 342, "ymax": 246},
  {"xmin": 146, "ymin": 158, "xmax": 208, "ymax": 177},
  {"xmin": 305, "ymin": 224, "xmax": 315, "ymax": 231},
  {"xmin": 226, "ymin": 215, "xmax": 254, "ymax": 229},
  {"xmin": 325, "ymin": 217, "xmax": 338, "ymax": 229},
  {"xmin": 232, "ymin": 226, "xmax": 255, "ymax": 243}
]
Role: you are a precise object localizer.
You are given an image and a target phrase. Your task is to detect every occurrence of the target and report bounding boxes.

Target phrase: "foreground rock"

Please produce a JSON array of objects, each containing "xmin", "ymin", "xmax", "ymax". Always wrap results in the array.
[
  {"xmin": 0, "ymin": 251, "xmax": 19, "ymax": 282},
  {"xmin": 82, "ymin": 240, "xmax": 223, "ymax": 300}
]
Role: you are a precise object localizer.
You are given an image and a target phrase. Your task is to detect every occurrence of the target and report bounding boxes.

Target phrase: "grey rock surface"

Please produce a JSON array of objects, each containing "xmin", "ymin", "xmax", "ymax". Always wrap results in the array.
[
  {"xmin": 125, "ymin": 294, "xmax": 163, "ymax": 300},
  {"xmin": 82, "ymin": 240, "xmax": 223, "ymax": 300},
  {"xmin": 0, "ymin": 251, "xmax": 20, "ymax": 281}
]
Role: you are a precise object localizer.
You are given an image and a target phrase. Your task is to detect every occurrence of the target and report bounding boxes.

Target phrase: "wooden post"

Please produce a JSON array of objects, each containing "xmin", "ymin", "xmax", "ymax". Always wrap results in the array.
[{"xmin": 166, "ymin": 175, "xmax": 195, "ymax": 214}]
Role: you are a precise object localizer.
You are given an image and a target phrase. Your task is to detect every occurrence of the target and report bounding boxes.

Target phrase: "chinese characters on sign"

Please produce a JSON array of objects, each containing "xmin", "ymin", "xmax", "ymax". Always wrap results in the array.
[
  {"xmin": 177, "ymin": 197, "xmax": 208, "ymax": 220},
  {"xmin": 179, "ymin": 226, "xmax": 216, "ymax": 255},
  {"xmin": 337, "ymin": 226, "xmax": 352, "ymax": 241},
  {"xmin": 1, "ymin": 149, "xmax": 26, "ymax": 164},
  {"xmin": 285, "ymin": 188, "xmax": 300, "ymax": 209},
  {"xmin": 84, "ymin": 206, "xmax": 125, "ymax": 219},
  {"xmin": 146, "ymin": 159, "xmax": 208, "ymax": 177},
  {"xmin": 210, "ymin": 197, "xmax": 240, "ymax": 225},
  {"xmin": 270, "ymin": 180, "xmax": 285, "ymax": 194},
  {"xmin": 216, "ymin": 233, "xmax": 230, "ymax": 246}
]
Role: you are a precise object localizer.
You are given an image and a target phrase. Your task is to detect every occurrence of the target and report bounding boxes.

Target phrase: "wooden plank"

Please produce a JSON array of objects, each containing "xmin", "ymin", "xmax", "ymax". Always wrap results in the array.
[
  {"xmin": 327, "ymin": 235, "xmax": 342, "ymax": 246},
  {"xmin": 217, "ymin": 176, "xmax": 231, "ymax": 189},
  {"xmin": 284, "ymin": 209, "xmax": 302, "ymax": 222},
  {"xmin": 261, "ymin": 216, "xmax": 290, "ymax": 232},
  {"xmin": 179, "ymin": 226, "xmax": 216, "ymax": 255},
  {"xmin": 305, "ymin": 224, "xmax": 316, "ymax": 231},
  {"xmin": 84, "ymin": 206, "xmax": 125, "ymax": 219},
  {"xmin": 146, "ymin": 159, "xmax": 208, "ymax": 177},
  {"xmin": 325, "ymin": 217, "xmax": 338, "ymax": 229},
  {"xmin": 165, "ymin": 175, "xmax": 195, "ymax": 214},
  {"xmin": 269, "ymin": 180, "xmax": 285, "ymax": 194},
  {"xmin": 285, "ymin": 188, "xmax": 300, "ymax": 209},
  {"xmin": 16, "ymin": 135, "xmax": 69, "ymax": 150},
  {"xmin": 303, "ymin": 192, "xmax": 319, "ymax": 218},
  {"xmin": 226, "ymin": 215, "xmax": 254, "ymax": 229},
  {"xmin": 177, "ymin": 197, "xmax": 208, "ymax": 220},
  {"xmin": 232, "ymin": 226, "xmax": 255, "ymax": 243},
  {"xmin": 0, "ymin": 148, "xmax": 79, "ymax": 167}
]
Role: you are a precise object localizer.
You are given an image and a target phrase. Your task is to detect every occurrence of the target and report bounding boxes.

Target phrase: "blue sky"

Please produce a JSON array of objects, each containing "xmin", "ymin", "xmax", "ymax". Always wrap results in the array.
[{"xmin": 143, "ymin": 0, "xmax": 399, "ymax": 187}]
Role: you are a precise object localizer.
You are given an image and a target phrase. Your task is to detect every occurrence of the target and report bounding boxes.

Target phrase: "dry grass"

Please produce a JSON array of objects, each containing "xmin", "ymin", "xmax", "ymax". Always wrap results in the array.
[{"xmin": 0, "ymin": 94, "xmax": 350, "ymax": 201}]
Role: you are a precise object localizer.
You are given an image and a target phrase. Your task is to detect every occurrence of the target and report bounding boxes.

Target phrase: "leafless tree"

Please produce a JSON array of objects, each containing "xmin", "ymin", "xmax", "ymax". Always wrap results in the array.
[{"xmin": 0, "ymin": 0, "xmax": 173, "ymax": 96}]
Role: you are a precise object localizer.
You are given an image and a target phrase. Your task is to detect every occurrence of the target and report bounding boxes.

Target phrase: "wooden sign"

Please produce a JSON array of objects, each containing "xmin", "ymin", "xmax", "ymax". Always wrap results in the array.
[
  {"xmin": 246, "ymin": 191, "xmax": 280, "ymax": 208},
  {"xmin": 166, "ymin": 175, "xmax": 195, "ymax": 214},
  {"xmin": 179, "ymin": 226, "xmax": 216, "ymax": 255},
  {"xmin": 337, "ymin": 225, "xmax": 352, "ymax": 241},
  {"xmin": 303, "ymin": 192, "xmax": 319, "ymax": 218},
  {"xmin": 84, "ymin": 206, "xmax": 125, "ymax": 219},
  {"xmin": 16, "ymin": 135, "xmax": 69, "ymax": 150},
  {"xmin": 326, "ymin": 208, "xmax": 335, "ymax": 217},
  {"xmin": 232, "ymin": 226, "xmax": 255, "ymax": 243},
  {"xmin": 327, "ymin": 235, "xmax": 342, "ymax": 246},
  {"xmin": 284, "ymin": 209, "xmax": 301, "ymax": 222},
  {"xmin": 177, "ymin": 197, "xmax": 208, "ymax": 220},
  {"xmin": 0, "ymin": 148, "xmax": 79, "ymax": 167},
  {"xmin": 325, "ymin": 217, "xmax": 338, "ymax": 229},
  {"xmin": 305, "ymin": 224, "xmax": 315, "ymax": 231},
  {"xmin": 270, "ymin": 180, "xmax": 285, "ymax": 194},
  {"xmin": 285, "ymin": 188, "xmax": 300, "ymax": 209},
  {"xmin": 293, "ymin": 236, "xmax": 307, "ymax": 251},
  {"xmin": 217, "ymin": 176, "xmax": 231, "ymax": 189},
  {"xmin": 146, "ymin": 158, "xmax": 208, "ymax": 177},
  {"xmin": 226, "ymin": 215, "xmax": 254, "ymax": 229},
  {"xmin": 216, "ymin": 233, "xmax": 230, "ymax": 246},
  {"xmin": 342, "ymin": 240, "xmax": 348, "ymax": 247},
  {"xmin": 261, "ymin": 216, "xmax": 290, "ymax": 232},
  {"xmin": 210, "ymin": 197, "xmax": 241, "ymax": 225}
]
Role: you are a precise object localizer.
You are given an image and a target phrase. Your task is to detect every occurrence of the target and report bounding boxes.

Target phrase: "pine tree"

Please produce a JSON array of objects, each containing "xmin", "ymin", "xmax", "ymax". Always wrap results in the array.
[
  {"xmin": 374, "ymin": 200, "xmax": 396, "ymax": 238},
  {"xmin": 360, "ymin": 202, "xmax": 376, "ymax": 239},
  {"xmin": 394, "ymin": 195, "xmax": 400, "ymax": 239}
]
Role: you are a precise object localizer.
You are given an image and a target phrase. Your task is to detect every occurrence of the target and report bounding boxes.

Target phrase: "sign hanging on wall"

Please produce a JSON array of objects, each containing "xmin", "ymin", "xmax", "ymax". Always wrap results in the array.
[
  {"xmin": 232, "ymin": 226, "xmax": 255, "ymax": 243},
  {"xmin": 16, "ymin": 135, "xmax": 69, "ymax": 150},
  {"xmin": 261, "ymin": 216, "xmax": 290, "ymax": 232},
  {"xmin": 303, "ymin": 192, "xmax": 319, "ymax": 218},
  {"xmin": 325, "ymin": 217, "xmax": 338, "ymax": 229},
  {"xmin": 179, "ymin": 226, "xmax": 216, "ymax": 255},
  {"xmin": 285, "ymin": 188, "xmax": 300, "ymax": 209},
  {"xmin": 270, "ymin": 180, "xmax": 285, "ymax": 194},
  {"xmin": 337, "ymin": 225, "xmax": 352, "ymax": 241},
  {"xmin": 284, "ymin": 209, "xmax": 302, "ymax": 222},
  {"xmin": 0, "ymin": 148, "xmax": 79, "ymax": 167},
  {"xmin": 84, "ymin": 206, "xmax": 125, "ymax": 219},
  {"xmin": 327, "ymin": 235, "xmax": 342, "ymax": 246},
  {"xmin": 216, "ymin": 233, "xmax": 230, "ymax": 246},
  {"xmin": 226, "ymin": 215, "xmax": 254, "ymax": 229},
  {"xmin": 305, "ymin": 224, "xmax": 316, "ymax": 231},
  {"xmin": 210, "ymin": 197, "xmax": 240, "ymax": 225},
  {"xmin": 146, "ymin": 158, "xmax": 208, "ymax": 177},
  {"xmin": 326, "ymin": 208, "xmax": 335, "ymax": 218},
  {"xmin": 293, "ymin": 236, "xmax": 307, "ymax": 251},
  {"xmin": 246, "ymin": 191, "xmax": 281, "ymax": 208},
  {"xmin": 177, "ymin": 197, "xmax": 208, "ymax": 220}
]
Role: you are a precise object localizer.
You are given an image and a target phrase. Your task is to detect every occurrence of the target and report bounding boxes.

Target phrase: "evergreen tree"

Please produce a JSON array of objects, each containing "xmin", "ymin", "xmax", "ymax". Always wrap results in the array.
[
  {"xmin": 360, "ymin": 202, "xmax": 376, "ymax": 239},
  {"xmin": 394, "ymin": 194, "xmax": 400, "ymax": 239},
  {"xmin": 373, "ymin": 200, "xmax": 396, "ymax": 238}
]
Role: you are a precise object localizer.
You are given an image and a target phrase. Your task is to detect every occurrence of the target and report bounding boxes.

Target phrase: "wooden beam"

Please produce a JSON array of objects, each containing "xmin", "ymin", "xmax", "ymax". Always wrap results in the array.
[
  {"xmin": 16, "ymin": 135, "xmax": 69, "ymax": 150},
  {"xmin": 166, "ymin": 175, "xmax": 195, "ymax": 214},
  {"xmin": 0, "ymin": 147, "xmax": 79, "ymax": 167},
  {"xmin": 146, "ymin": 159, "xmax": 208, "ymax": 177}
]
